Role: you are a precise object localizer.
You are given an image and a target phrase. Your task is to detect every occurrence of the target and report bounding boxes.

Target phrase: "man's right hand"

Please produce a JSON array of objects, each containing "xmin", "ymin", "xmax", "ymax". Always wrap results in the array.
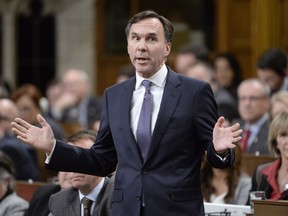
[{"xmin": 11, "ymin": 114, "xmax": 56, "ymax": 154}]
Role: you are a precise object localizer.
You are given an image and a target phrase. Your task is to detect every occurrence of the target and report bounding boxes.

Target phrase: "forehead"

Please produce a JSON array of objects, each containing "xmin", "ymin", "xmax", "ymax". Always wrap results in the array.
[
  {"xmin": 130, "ymin": 18, "xmax": 164, "ymax": 35},
  {"xmin": 239, "ymin": 82, "xmax": 265, "ymax": 95}
]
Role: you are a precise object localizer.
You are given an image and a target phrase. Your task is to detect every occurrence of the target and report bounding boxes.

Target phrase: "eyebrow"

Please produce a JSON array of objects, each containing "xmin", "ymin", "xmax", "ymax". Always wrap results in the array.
[{"xmin": 130, "ymin": 32, "xmax": 158, "ymax": 37}]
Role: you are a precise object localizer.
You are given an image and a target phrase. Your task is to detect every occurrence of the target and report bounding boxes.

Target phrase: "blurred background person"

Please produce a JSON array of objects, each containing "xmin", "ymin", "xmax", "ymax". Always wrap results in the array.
[
  {"xmin": 0, "ymin": 150, "xmax": 29, "ymax": 216},
  {"xmin": 213, "ymin": 52, "xmax": 242, "ymax": 100},
  {"xmin": 41, "ymin": 79, "xmax": 63, "ymax": 117},
  {"xmin": 201, "ymin": 144, "xmax": 251, "ymax": 205},
  {"xmin": 257, "ymin": 47, "xmax": 288, "ymax": 95},
  {"xmin": 49, "ymin": 130, "xmax": 114, "ymax": 216},
  {"xmin": 248, "ymin": 109, "xmax": 288, "ymax": 201},
  {"xmin": 236, "ymin": 79, "xmax": 271, "ymax": 155},
  {"xmin": 115, "ymin": 64, "xmax": 135, "ymax": 84},
  {"xmin": 24, "ymin": 171, "xmax": 72, "ymax": 216},
  {"xmin": 185, "ymin": 60, "xmax": 239, "ymax": 124},
  {"xmin": 174, "ymin": 44, "xmax": 210, "ymax": 75},
  {"xmin": 0, "ymin": 98, "xmax": 40, "ymax": 181},
  {"xmin": 10, "ymin": 83, "xmax": 66, "ymax": 141},
  {"xmin": 48, "ymin": 68, "xmax": 102, "ymax": 131},
  {"xmin": 269, "ymin": 91, "xmax": 288, "ymax": 120}
]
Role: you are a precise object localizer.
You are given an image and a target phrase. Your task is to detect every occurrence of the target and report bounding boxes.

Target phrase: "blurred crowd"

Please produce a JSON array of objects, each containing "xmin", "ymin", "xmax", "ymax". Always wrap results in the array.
[{"xmin": 0, "ymin": 45, "xmax": 288, "ymax": 215}]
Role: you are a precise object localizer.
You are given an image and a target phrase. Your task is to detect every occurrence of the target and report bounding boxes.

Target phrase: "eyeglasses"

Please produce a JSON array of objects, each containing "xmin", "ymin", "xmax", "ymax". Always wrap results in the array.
[
  {"xmin": 0, "ymin": 115, "xmax": 11, "ymax": 122},
  {"xmin": 238, "ymin": 96, "xmax": 266, "ymax": 102}
]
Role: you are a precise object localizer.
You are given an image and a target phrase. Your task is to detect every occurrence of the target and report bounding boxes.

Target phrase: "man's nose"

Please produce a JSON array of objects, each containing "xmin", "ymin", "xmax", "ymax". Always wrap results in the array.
[{"xmin": 137, "ymin": 39, "xmax": 147, "ymax": 52}]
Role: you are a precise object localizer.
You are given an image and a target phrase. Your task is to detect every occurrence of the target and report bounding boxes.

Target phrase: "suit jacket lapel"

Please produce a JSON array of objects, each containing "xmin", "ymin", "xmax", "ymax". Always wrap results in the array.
[
  {"xmin": 145, "ymin": 69, "xmax": 181, "ymax": 163},
  {"xmin": 119, "ymin": 78, "xmax": 143, "ymax": 162},
  {"xmin": 63, "ymin": 189, "xmax": 80, "ymax": 216}
]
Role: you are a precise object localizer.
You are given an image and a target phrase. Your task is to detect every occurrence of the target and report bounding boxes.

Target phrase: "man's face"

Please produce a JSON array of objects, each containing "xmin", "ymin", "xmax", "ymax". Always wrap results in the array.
[
  {"xmin": 238, "ymin": 82, "xmax": 270, "ymax": 123},
  {"xmin": 257, "ymin": 68, "xmax": 283, "ymax": 93},
  {"xmin": 174, "ymin": 53, "xmax": 197, "ymax": 74},
  {"xmin": 68, "ymin": 138, "xmax": 102, "ymax": 195},
  {"xmin": 127, "ymin": 18, "xmax": 171, "ymax": 78}
]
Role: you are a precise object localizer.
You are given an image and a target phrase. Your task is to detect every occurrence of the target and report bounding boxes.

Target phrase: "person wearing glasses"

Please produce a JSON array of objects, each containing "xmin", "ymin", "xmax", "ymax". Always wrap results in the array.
[{"xmin": 236, "ymin": 79, "xmax": 271, "ymax": 155}]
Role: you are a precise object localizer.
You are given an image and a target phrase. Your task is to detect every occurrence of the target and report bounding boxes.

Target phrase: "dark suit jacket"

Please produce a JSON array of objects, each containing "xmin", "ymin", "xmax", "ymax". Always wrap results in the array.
[
  {"xmin": 237, "ymin": 118, "xmax": 270, "ymax": 155},
  {"xmin": 49, "ymin": 177, "xmax": 113, "ymax": 216},
  {"xmin": 24, "ymin": 184, "xmax": 61, "ymax": 216},
  {"xmin": 47, "ymin": 67, "xmax": 234, "ymax": 216},
  {"xmin": 61, "ymin": 96, "xmax": 102, "ymax": 128},
  {"xmin": 0, "ymin": 134, "xmax": 40, "ymax": 180}
]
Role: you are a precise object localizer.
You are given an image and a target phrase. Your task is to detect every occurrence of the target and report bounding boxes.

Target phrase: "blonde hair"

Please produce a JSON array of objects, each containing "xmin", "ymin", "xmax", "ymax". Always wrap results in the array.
[{"xmin": 268, "ymin": 109, "xmax": 288, "ymax": 156}]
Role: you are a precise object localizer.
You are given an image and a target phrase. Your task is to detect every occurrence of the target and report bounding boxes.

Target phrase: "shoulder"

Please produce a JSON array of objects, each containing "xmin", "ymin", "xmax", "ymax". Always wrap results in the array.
[
  {"xmin": 0, "ymin": 193, "xmax": 28, "ymax": 212},
  {"xmin": 50, "ymin": 187, "xmax": 77, "ymax": 202}
]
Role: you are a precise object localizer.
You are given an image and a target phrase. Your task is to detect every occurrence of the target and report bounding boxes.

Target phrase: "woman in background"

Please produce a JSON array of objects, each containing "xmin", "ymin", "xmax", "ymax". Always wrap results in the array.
[
  {"xmin": 0, "ymin": 150, "xmax": 28, "ymax": 216},
  {"xmin": 249, "ymin": 109, "xmax": 288, "ymax": 200},
  {"xmin": 201, "ymin": 144, "xmax": 251, "ymax": 205},
  {"xmin": 213, "ymin": 52, "xmax": 242, "ymax": 100}
]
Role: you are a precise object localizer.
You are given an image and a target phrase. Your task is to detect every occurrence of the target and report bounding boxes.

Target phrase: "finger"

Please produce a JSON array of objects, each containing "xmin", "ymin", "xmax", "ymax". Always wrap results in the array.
[
  {"xmin": 233, "ymin": 129, "xmax": 243, "ymax": 137},
  {"xmin": 232, "ymin": 136, "xmax": 242, "ymax": 143},
  {"xmin": 37, "ymin": 114, "xmax": 48, "ymax": 127},
  {"xmin": 14, "ymin": 118, "xmax": 32, "ymax": 130},
  {"xmin": 230, "ymin": 122, "xmax": 240, "ymax": 131},
  {"xmin": 216, "ymin": 116, "xmax": 225, "ymax": 127},
  {"xmin": 11, "ymin": 127, "xmax": 28, "ymax": 140},
  {"xmin": 11, "ymin": 121, "xmax": 28, "ymax": 134},
  {"xmin": 16, "ymin": 135, "xmax": 29, "ymax": 144}
]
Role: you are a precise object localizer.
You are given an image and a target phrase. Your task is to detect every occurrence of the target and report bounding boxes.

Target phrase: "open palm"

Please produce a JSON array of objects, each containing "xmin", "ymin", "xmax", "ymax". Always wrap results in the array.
[{"xmin": 11, "ymin": 114, "xmax": 56, "ymax": 153}]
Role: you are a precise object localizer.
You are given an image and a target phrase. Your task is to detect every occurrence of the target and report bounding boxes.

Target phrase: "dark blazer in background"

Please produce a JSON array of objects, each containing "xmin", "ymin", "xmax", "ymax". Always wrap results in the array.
[
  {"xmin": 49, "ymin": 177, "xmax": 114, "ymax": 216},
  {"xmin": 47, "ymin": 68, "xmax": 234, "ymax": 216},
  {"xmin": 0, "ymin": 134, "xmax": 40, "ymax": 180},
  {"xmin": 24, "ymin": 184, "xmax": 61, "ymax": 216},
  {"xmin": 238, "ymin": 118, "xmax": 270, "ymax": 155}
]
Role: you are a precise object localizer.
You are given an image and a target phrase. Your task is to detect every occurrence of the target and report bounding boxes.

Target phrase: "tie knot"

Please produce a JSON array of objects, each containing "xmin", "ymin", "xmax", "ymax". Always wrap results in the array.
[
  {"xmin": 81, "ymin": 197, "xmax": 93, "ymax": 208},
  {"xmin": 142, "ymin": 80, "xmax": 152, "ymax": 91}
]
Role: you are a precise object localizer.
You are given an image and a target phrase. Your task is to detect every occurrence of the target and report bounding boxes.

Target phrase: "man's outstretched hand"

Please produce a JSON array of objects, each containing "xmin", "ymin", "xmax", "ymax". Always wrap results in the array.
[
  {"xmin": 213, "ymin": 116, "xmax": 242, "ymax": 154},
  {"xmin": 11, "ymin": 114, "xmax": 56, "ymax": 154}
]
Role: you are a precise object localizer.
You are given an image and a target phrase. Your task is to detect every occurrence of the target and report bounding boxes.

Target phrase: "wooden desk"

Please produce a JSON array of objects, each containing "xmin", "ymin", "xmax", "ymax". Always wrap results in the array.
[
  {"xmin": 15, "ymin": 180, "xmax": 47, "ymax": 201},
  {"xmin": 253, "ymin": 200, "xmax": 288, "ymax": 216},
  {"xmin": 241, "ymin": 154, "xmax": 275, "ymax": 177}
]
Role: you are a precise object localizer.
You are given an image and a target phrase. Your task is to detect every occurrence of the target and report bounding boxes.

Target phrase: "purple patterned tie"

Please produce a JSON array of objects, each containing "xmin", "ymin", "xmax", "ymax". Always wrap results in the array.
[{"xmin": 137, "ymin": 80, "xmax": 153, "ymax": 159}]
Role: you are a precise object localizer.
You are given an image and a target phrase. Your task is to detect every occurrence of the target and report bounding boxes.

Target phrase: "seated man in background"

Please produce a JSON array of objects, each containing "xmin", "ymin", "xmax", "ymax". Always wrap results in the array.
[
  {"xmin": 49, "ymin": 130, "xmax": 114, "ymax": 216},
  {"xmin": 257, "ymin": 47, "xmax": 288, "ymax": 95},
  {"xmin": 48, "ymin": 69, "xmax": 102, "ymax": 130},
  {"xmin": 0, "ymin": 98, "xmax": 40, "ymax": 181},
  {"xmin": 184, "ymin": 60, "xmax": 239, "ymax": 124},
  {"xmin": 236, "ymin": 79, "xmax": 271, "ymax": 155},
  {"xmin": 0, "ymin": 150, "xmax": 29, "ymax": 215}
]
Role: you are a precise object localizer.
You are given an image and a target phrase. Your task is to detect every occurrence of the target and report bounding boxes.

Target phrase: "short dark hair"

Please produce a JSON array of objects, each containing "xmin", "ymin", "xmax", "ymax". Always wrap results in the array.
[
  {"xmin": 0, "ymin": 150, "xmax": 15, "ymax": 176},
  {"xmin": 66, "ymin": 130, "xmax": 97, "ymax": 144},
  {"xmin": 178, "ymin": 44, "xmax": 210, "ymax": 62},
  {"xmin": 125, "ymin": 10, "xmax": 174, "ymax": 43},
  {"xmin": 257, "ymin": 47, "xmax": 288, "ymax": 78}
]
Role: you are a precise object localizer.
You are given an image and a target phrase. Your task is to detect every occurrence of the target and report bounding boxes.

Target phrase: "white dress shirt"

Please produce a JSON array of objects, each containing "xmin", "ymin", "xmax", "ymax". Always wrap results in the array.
[
  {"xmin": 79, "ymin": 177, "xmax": 105, "ymax": 216},
  {"xmin": 130, "ymin": 64, "xmax": 167, "ymax": 140}
]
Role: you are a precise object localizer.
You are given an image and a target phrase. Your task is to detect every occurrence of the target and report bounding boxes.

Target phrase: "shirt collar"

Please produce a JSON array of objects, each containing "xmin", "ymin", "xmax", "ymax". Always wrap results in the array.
[
  {"xmin": 135, "ymin": 64, "xmax": 168, "ymax": 90},
  {"xmin": 79, "ymin": 178, "xmax": 105, "ymax": 202}
]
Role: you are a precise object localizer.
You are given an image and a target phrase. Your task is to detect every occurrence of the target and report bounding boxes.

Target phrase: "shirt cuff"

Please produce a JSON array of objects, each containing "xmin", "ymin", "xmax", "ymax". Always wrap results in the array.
[
  {"xmin": 215, "ymin": 149, "xmax": 230, "ymax": 163},
  {"xmin": 45, "ymin": 139, "xmax": 56, "ymax": 164}
]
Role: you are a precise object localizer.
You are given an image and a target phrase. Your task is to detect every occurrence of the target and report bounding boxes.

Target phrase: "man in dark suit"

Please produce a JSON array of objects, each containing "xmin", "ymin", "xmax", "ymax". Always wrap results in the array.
[
  {"xmin": 23, "ymin": 171, "xmax": 72, "ymax": 216},
  {"xmin": 12, "ymin": 10, "xmax": 242, "ymax": 216},
  {"xmin": 0, "ymin": 98, "xmax": 40, "ymax": 181},
  {"xmin": 236, "ymin": 78, "xmax": 271, "ymax": 155},
  {"xmin": 49, "ymin": 130, "xmax": 114, "ymax": 216},
  {"xmin": 47, "ymin": 68, "xmax": 102, "ymax": 130}
]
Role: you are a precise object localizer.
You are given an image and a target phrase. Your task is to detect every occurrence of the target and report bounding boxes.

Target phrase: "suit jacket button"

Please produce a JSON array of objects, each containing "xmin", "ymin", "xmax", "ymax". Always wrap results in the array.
[{"xmin": 142, "ymin": 169, "xmax": 147, "ymax": 175}]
